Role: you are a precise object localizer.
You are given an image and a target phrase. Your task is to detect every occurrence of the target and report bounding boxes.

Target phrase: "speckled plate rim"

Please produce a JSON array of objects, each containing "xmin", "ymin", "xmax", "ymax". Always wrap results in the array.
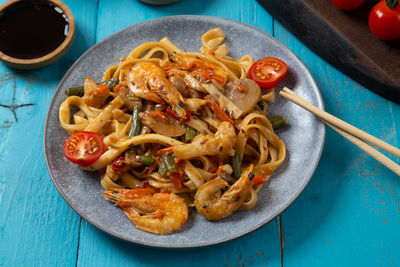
[{"xmin": 44, "ymin": 15, "xmax": 326, "ymax": 248}]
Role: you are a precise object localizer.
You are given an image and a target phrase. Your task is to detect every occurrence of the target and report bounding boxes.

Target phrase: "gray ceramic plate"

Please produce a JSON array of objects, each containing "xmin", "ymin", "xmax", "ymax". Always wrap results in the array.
[{"xmin": 44, "ymin": 15, "xmax": 325, "ymax": 248}]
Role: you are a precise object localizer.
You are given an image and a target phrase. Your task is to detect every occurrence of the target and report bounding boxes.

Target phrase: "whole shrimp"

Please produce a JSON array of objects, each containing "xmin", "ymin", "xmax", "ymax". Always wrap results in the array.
[
  {"xmin": 104, "ymin": 188, "xmax": 188, "ymax": 235},
  {"xmin": 128, "ymin": 62, "xmax": 186, "ymax": 118},
  {"xmin": 194, "ymin": 165, "xmax": 254, "ymax": 221}
]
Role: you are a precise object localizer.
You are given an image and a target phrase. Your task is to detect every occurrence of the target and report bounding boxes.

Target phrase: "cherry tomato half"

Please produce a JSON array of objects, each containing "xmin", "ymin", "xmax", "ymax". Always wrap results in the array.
[
  {"xmin": 63, "ymin": 131, "xmax": 105, "ymax": 166},
  {"xmin": 329, "ymin": 0, "xmax": 365, "ymax": 11},
  {"xmin": 369, "ymin": 0, "xmax": 400, "ymax": 40},
  {"xmin": 249, "ymin": 57, "xmax": 288, "ymax": 89}
]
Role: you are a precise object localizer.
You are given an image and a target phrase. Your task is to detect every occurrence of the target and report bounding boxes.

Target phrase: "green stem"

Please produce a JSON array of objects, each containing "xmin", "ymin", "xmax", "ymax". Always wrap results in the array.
[{"xmin": 386, "ymin": 0, "xmax": 399, "ymax": 9}]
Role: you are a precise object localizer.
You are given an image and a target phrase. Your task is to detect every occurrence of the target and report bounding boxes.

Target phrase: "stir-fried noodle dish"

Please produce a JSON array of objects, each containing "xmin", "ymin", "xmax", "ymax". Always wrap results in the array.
[{"xmin": 60, "ymin": 28, "xmax": 286, "ymax": 235}]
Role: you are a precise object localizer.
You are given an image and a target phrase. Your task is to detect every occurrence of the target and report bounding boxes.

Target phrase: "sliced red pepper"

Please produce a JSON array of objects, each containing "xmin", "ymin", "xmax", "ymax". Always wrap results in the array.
[
  {"xmin": 157, "ymin": 146, "xmax": 173, "ymax": 156},
  {"xmin": 165, "ymin": 106, "xmax": 191, "ymax": 122},
  {"xmin": 252, "ymin": 175, "xmax": 267, "ymax": 185},
  {"xmin": 209, "ymin": 101, "xmax": 235, "ymax": 124},
  {"xmin": 211, "ymin": 74, "xmax": 225, "ymax": 84},
  {"xmin": 113, "ymin": 83, "xmax": 124, "ymax": 93},
  {"xmin": 165, "ymin": 106, "xmax": 181, "ymax": 120},
  {"xmin": 169, "ymin": 170, "xmax": 183, "ymax": 190},
  {"xmin": 149, "ymin": 111, "xmax": 168, "ymax": 122},
  {"xmin": 112, "ymin": 157, "xmax": 126, "ymax": 174},
  {"xmin": 183, "ymin": 110, "xmax": 191, "ymax": 122}
]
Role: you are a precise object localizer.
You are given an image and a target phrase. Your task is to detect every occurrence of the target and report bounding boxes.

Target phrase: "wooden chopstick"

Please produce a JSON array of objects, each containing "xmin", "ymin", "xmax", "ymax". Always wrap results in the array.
[
  {"xmin": 280, "ymin": 87, "xmax": 400, "ymax": 157},
  {"xmin": 279, "ymin": 87, "xmax": 400, "ymax": 176},
  {"xmin": 322, "ymin": 119, "xmax": 400, "ymax": 176}
]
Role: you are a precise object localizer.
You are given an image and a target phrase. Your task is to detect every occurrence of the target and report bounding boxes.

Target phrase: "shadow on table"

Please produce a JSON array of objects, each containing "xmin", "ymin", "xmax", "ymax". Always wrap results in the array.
[{"xmin": 84, "ymin": 215, "xmax": 282, "ymax": 266}]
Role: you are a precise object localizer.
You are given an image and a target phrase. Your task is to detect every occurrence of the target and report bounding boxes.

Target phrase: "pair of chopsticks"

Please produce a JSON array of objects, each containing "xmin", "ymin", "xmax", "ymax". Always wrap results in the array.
[{"xmin": 279, "ymin": 87, "xmax": 400, "ymax": 176}]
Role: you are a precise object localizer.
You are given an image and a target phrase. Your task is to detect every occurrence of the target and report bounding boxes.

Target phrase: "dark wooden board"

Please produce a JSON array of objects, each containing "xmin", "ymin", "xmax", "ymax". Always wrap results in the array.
[{"xmin": 257, "ymin": 0, "xmax": 400, "ymax": 103}]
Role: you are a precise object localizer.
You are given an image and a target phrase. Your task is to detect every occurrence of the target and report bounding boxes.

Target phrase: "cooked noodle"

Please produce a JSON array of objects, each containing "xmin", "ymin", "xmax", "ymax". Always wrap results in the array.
[{"xmin": 59, "ymin": 28, "xmax": 286, "ymax": 232}]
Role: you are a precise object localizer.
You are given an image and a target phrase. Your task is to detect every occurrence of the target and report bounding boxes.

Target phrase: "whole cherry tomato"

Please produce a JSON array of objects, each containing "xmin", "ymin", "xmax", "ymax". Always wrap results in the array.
[
  {"xmin": 329, "ymin": 0, "xmax": 366, "ymax": 10},
  {"xmin": 63, "ymin": 131, "xmax": 105, "ymax": 166},
  {"xmin": 369, "ymin": 0, "xmax": 400, "ymax": 40},
  {"xmin": 249, "ymin": 57, "xmax": 287, "ymax": 89}
]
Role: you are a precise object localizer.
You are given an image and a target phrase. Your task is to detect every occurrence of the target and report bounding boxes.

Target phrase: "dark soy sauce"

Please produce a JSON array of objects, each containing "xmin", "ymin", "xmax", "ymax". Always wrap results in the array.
[{"xmin": 0, "ymin": 0, "xmax": 69, "ymax": 59}]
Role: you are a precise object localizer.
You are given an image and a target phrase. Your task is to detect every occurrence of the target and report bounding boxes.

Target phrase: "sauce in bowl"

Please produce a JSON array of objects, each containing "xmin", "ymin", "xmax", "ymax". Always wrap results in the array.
[
  {"xmin": 0, "ymin": 0, "xmax": 69, "ymax": 59},
  {"xmin": 0, "ymin": 0, "xmax": 74, "ymax": 69}
]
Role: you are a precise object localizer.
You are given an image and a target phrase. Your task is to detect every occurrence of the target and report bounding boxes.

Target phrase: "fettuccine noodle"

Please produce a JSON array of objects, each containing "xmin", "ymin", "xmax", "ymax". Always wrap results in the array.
[{"xmin": 59, "ymin": 28, "xmax": 286, "ymax": 234}]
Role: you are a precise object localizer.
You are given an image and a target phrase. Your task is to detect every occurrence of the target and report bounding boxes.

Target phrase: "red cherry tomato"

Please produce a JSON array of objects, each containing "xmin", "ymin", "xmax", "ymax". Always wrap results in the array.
[
  {"xmin": 249, "ymin": 57, "xmax": 287, "ymax": 89},
  {"xmin": 329, "ymin": 0, "xmax": 365, "ymax": 10},
  {"xmin": 63, "ymin": 131, "xmax": 105, "ymax": 166},
  {"xmin": 369, "ymin": 0, "xmax": 400, "ymax": 40}
]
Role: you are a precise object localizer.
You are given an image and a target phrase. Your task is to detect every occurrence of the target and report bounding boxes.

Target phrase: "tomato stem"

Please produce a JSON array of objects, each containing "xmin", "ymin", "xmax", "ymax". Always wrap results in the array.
[{"xmin": 386, "ymin": 0, "xmax": 399, "ymax": 9}]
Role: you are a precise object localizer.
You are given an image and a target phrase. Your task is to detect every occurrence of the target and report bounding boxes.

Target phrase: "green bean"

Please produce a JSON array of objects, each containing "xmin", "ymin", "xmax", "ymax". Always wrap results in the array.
[
  {"xmin": 158, "ymin": 163, "xmax": 167, "ymax": 176},
  {"xmin": 129, "ymin": 106, "xmax": 142, "ymax": 137},
  {"xmin": 100, "ymin": 78, "xmax": 119, "ymax": 91},
  {"xmin": 65, "ymin": 86, "xmax": 84, "ymax": 96},
  {"xmin": 269, "ymin": 115, "xmax": 286, "ymax": 129},
  {"xmin": 162, "ymin": 153, "xmax": 177, "ymax": 173},
  {"xmin": 137, "ymin": 155, "xmax": 154, "ymax": 166},
  {"xmin": 232, "ymin": 151, "xmax": 242, "ymax": 179},
  {"xmin": 65, "ymin": 79, "xmax": 119, "ymax": 96},
  {"xmin": 184, "ymin": 126, "xmax": 197, "ymax": 142}
]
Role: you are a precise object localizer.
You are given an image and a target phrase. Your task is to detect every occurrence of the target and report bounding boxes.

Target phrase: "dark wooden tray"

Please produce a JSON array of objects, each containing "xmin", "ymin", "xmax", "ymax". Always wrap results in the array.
[{"xmin": 257, "ymin": 0, "xmax": 400, "ymax": 103}]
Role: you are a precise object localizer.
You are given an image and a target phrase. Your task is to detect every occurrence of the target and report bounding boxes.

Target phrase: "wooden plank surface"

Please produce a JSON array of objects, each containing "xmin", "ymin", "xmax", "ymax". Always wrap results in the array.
[
  {"xmin": 0, "ymin": 0, "xmax": 399, "ymax": 266},
  {"xmin": 0, "ymin": 0, "xmax": 98, "ymax": 265},
  {"xmin": 78, "ymin": 1, "xmax": 280, "ymax": 266},
  {"xmin": 274, "ymin": 20, "xmax": 400, "ymax": 266},
  {"xmin": 256, "ymin": 0, "xmax": 400, "ymax": 103}
]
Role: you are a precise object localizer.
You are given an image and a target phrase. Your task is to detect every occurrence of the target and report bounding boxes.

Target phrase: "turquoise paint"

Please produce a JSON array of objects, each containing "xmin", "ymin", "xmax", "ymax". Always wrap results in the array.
[
  {"xmin": 0, "ymin": 0, "xmax": 398, "ymax": 266},
  {"xmin": 0, "ymin": 0, "xmax": 98, "ymax": 266},
  {"xmin": 274, "ymin": 21, "xmax": 400, "ymax": 267}
]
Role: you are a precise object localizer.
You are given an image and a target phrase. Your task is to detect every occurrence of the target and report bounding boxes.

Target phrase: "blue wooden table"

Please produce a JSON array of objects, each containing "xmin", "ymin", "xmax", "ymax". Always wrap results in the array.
[{"xmin": 1, "ymin": 0, "xmax": 399, "ymax": 266}]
